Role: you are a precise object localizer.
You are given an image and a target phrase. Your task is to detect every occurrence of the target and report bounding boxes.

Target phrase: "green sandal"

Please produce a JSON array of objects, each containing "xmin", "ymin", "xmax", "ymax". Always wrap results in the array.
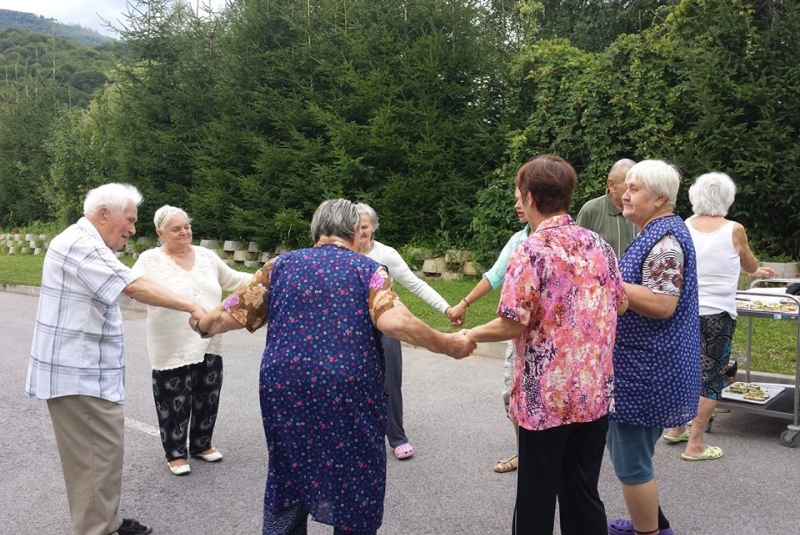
[{"xmin": 662, "ymin": 429, "xmax": 690, "ymax": 443}]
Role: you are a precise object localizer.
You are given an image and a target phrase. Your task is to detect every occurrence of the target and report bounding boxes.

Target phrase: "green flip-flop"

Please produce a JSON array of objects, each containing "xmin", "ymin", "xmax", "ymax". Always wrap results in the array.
[{"xmin": 681, "ymin": 445, "xmax": 724, "ymax": 461}]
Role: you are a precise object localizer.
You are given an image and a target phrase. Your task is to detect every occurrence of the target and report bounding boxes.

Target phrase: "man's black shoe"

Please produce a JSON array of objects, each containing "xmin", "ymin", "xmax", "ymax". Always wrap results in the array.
[{"xmin": 117, "ymin": 518, "xmax": 153, "ymax": 535}]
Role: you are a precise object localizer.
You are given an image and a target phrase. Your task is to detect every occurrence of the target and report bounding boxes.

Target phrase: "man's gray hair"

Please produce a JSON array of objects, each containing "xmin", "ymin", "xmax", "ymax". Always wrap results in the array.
[
  {"xmin": 609, "ymin": 158, "xmax": 636, "ymax": 183},
  {"xmin": 688, "ymin": 172, "xmax": 736, "ymax": 217},
  {"xmin": 153, "ymin": 204, "xmax": 191, "ymax": 230},
  {"xmin": 83, "ymin": 183, "xmax": 143, "ymax": 215},
  {"xmin": 354, "ymin": 202, "xmax": 379, "ymax": 232},
  {"xmin": 626, "ymin": 160, "xmax": 681, "ymax": 209},
  {"xmin": 310, "ymin": 199, "xmax": 360, "ymax": 243}
]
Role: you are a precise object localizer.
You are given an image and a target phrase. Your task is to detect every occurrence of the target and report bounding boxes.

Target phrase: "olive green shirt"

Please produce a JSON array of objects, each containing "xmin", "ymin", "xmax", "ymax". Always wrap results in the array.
[{"xmin": 575, "ymin": 192, "xmax": 638, "ymax": 258}]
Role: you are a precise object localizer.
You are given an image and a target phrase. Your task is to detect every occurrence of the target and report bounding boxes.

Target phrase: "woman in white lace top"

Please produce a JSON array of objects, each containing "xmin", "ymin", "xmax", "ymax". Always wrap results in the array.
[{"xmin": 131, "ymin": 205, "xmax": 252, "ymax": 475}]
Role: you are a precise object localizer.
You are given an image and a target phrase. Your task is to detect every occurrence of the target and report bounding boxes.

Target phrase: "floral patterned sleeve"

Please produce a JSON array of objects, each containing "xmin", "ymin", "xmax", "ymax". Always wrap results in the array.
[
  {"xmin": 369, "ymin": 266, "xmax": 401, "ymax": 325},
  {"xmin": 642, "ymin": 233, "xmax": 684, "ymax": 296},
  {"xmin": 222, "ymin": 258, "xmax": 275, "ymax": 332},
  {"xmin": 496, "ymin": 244, "xmax": 537, "ymax": 326}
]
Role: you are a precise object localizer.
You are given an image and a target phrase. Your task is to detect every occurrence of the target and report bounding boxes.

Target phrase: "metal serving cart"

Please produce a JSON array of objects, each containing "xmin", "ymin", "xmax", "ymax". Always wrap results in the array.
[{"xmin": 714, "ymin": 278, "xmax": 800, "ymax": 447}]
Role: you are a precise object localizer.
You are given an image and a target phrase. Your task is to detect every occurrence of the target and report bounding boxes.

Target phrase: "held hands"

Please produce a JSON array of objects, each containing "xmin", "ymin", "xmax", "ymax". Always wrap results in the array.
[
  {"xmin": 445, "ymin": 330, "xmax": 476, "ymax": 360},
  {"xmin": 189, "ymin": 303, "xmax": 207, "ymax": 324},
  {"xmin": 446, "ymin": 301, "xmax": 467, "ymax": 326},
  {"xmin": 188, "ymin": 307, "xmax": 211, "ymax": 338}
]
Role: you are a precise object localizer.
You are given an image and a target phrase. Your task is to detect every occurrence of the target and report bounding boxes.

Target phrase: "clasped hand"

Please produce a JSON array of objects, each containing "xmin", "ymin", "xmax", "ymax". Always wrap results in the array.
[
  {"xmin": 188, "ymin": 305, "xmax": 210, "ymax": 338},
  {"xmin": 446, "ymin": 330, "xmax": 476, "ymax": 359},
  {"xmin": 445, "ymin": 301, "xmax": 467, "ymax": 326}
]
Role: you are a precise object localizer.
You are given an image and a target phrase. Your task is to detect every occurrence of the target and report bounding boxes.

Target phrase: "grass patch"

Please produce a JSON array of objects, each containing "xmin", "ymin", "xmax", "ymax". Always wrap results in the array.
[
  {"xmin": 0, "ymin": 254, "xmax": 796, "ymax": 375},
  {"xmin": 0, "ymin": 254, "xmax": 45, "ymax": 286},
  {"xmin": 732, "ymin": 319, "xmax": 798, "ymax": 376},
  {"xmin": 394, "ymin": 278, "xmax": 500, "ymax": 332}
]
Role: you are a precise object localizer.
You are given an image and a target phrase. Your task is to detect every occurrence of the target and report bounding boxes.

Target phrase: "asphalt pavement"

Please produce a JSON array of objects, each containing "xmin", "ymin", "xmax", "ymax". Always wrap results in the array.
[{"xmin": 1, "ymin": 290, "xmax": 798, "ymax": 535}]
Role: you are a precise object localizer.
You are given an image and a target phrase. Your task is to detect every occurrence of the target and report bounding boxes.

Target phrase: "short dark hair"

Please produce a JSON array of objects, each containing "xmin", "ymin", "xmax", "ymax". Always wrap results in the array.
[{"xmin": 515, "ymin": 155, "xmax": 577, "ymax": 215}]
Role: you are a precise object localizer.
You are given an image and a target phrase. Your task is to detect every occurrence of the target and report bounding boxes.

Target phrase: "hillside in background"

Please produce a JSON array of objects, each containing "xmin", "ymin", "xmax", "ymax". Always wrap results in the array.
[
  {"xmin": 0, "ymin": 27, "xmax": 120, "ymax": 107},
  {"xmin": 0, "ymin": 9, "xmax": 112, "ymax": 47}
]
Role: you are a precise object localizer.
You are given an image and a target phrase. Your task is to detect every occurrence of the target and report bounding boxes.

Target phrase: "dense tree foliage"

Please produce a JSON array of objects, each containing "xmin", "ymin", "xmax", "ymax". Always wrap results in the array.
[
  {"xmin": 662, "ymin": 0, "xmax": 800, "ymax": 258},
  {"xmin": 473, "ymin": 0, "xmax": 800, "ymax": 260},
  {"xmin": 535, "ymin": 0, "xmax": 675, "ymax": 51},
  {"xmin": 96, "ymin": 0, "xmax": 509, "ymax": 249},
  {"xmin": 0, "ymin": 28, "xmax": 119, "ymax": 226},
  {"xmin": 0, "ymin": 0, "xmax": 797, "ymax": 261},
  {"xmin": 0, "ymin": 84, "xmax": 61, "ymax": 226}
]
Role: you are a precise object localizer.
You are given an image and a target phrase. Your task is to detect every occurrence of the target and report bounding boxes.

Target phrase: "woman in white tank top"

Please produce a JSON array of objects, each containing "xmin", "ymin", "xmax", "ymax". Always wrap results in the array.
[{"xmin": 663, "ymin": 173, "xmax": 774, "ymax": 461}]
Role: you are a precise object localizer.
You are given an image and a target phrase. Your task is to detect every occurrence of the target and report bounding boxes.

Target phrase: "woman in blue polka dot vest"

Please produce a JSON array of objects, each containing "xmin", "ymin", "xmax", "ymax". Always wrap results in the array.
[{"xmin": 606, "ymin": 160, "xmax": 701, "ymax": 535}]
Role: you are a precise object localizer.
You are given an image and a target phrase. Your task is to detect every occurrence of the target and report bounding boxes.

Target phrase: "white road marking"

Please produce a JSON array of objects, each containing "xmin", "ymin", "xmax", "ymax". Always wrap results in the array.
[{"xmin": 125, "ymin": 417, "xmax": 159, "ymax": 437}]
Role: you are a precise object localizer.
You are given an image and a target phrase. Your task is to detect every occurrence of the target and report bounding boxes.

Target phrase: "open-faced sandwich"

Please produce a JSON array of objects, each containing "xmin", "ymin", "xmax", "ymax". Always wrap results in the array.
[{"xmin": 727, "ymin": 382, "xmax": 770, "ymax": 401}]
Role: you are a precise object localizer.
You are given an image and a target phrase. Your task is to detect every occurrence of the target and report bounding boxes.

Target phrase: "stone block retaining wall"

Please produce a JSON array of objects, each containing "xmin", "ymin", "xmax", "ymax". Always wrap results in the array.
[
  {"xmin": 1, "ymin": 232, "xmax": 485, "ymax": 278},
  {"xmin": 6, "ymin": 232, "xmax": 797, "ymax": 281},
  {"xmin": 1, "ymin": 232, "xmax": 49, "ymax": 256}
]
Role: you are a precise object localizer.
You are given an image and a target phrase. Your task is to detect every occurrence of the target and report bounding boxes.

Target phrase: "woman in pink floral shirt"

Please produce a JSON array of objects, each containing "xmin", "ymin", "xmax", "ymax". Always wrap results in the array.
[{"xmin": 467, "ymin": 155, "xmax": 628, "ymax": 535}]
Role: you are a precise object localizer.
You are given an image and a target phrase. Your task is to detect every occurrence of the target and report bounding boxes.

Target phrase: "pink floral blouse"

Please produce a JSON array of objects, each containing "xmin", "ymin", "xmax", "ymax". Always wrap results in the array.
[{"xmin": 498, "ymin": 215, "xmax": 627, "ymax": 431}]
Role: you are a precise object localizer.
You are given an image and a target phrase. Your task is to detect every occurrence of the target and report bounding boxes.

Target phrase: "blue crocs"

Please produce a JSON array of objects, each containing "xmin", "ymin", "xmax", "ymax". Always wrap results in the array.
[{"xmin": 608, "ymin": 518, "xmax": 674, "ymax": 535}]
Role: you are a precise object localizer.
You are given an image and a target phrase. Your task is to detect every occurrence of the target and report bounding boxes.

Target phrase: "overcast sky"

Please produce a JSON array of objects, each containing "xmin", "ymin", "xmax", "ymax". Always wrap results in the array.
[{"xmin": 0, "ymin": 0, "xmax": 227, "ymax": 36}]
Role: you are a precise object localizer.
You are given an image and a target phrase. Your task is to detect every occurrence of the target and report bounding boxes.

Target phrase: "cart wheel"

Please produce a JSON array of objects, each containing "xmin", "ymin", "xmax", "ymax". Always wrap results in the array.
[
  {"xmin": 780, "ymin": 430, "xmax": 798, "ymax": 448},
  {"xmin": 706, "ymin": 417, "xmax": 713, "ymax": 433}
]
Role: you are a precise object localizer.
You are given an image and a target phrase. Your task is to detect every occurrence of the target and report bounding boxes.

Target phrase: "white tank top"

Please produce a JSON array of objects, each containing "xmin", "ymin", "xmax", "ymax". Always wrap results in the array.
[{"xmin": 687, "ymin": 217, "xmax": 740, "ymax": 317}]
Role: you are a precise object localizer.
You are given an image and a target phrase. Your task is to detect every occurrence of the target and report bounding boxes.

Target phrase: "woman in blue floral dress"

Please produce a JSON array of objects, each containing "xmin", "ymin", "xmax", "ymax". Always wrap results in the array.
[{"xmin": 195, "ymin": 199, "xmax": 475, "ymax": 535}]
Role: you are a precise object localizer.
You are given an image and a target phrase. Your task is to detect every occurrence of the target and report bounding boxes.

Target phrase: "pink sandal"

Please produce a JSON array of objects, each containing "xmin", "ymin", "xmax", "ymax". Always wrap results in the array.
[{"xmin": 393, "ymin": 443, "xmax": 414, "ymax": 460}]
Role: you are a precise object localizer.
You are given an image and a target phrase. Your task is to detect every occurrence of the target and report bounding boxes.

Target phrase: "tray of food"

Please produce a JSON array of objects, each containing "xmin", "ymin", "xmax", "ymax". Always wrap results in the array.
[
  {"xmin": 721, "ymin": 382, "xmax": 785, "ymax": 404},
  {"xmin": 735, "ymin": 297, "xmax": 798, "ymax": 313}
]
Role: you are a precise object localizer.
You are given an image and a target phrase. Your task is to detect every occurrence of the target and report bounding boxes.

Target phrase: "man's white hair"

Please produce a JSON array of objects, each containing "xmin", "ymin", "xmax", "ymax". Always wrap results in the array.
[{"xmin": 83, "ymin": 183, "xmax": 143, "ymax": 215}]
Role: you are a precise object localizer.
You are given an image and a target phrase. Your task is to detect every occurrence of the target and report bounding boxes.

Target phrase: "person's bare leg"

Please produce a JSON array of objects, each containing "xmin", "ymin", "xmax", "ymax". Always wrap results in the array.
[
  {"xmin": 495, "ymin": 344, "xmax": 518, "ymax": 473},
  {"xmin": 494, "ymin": 421, "xmax": 519, "ymax": 472},
  {"xmin": 684, "ymin": 396, "xmax": 716, "ymax": 457},
  {"xmin": 663, "ymin": 425, "xmax": 686, "ymax": 439},
  {"xmin": 511, "ymin": 421, "xmax": 519, "ymax": 467},
  {"xmin": 621, "ymin": 480, "xmax": 660, "ymax": 534}
]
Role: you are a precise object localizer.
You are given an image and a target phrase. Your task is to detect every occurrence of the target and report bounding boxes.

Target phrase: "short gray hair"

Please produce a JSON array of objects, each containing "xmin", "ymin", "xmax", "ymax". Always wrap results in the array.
[
  {"xmin": 608, "ymin": 158, "xmax": 636, "ymax": 184},
  {"xmin": 354, "ymin": 202, "xmax": 379, "ymax": 232},
  {"xmin": 153, "ymin": 204, "xmax": 191, "ymax": 230},
  {"xmin": 310, "ymin": 199, "xmax": 360, "ymax": 243},
  {"xmin": 84, "ymin": 183, "xmax": 143, "ymax": 215},
  {"xmin": 626, "ymin": 160, "xmax": 681, "ymax": 209},
  {"xmin": 688, "ymin": 172, "xmax": 736, "ymax": 217}
]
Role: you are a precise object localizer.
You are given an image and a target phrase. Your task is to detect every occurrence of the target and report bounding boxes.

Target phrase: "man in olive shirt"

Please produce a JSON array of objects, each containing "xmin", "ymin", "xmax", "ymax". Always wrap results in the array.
[{"xmin": 576, "ymin": 159, "xmax": 638, "ymax": 257}]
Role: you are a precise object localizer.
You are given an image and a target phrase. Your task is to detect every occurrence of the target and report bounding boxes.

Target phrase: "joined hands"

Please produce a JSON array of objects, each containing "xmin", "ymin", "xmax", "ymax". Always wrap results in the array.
[
  {"xmin": 446, "ymin": 301, "xmax": 467, "ymax": 326},
  {"xmin": 188, "ymin": 305, "xmax": 210, "ymax": 337},
  {"xmin": 446, "ymin": 330, "xmax": 476, "ymax": 359}
]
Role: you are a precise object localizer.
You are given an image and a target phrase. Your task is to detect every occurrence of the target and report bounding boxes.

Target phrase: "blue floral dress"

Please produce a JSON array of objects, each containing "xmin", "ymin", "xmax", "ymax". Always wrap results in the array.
[{"xmin": 222, "ymin": 241, "xmax": 398, "ymax": 533}]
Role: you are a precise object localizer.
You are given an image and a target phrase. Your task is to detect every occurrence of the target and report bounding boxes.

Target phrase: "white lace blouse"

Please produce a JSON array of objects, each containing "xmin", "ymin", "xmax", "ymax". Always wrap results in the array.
[{"xmin": 130, "ymin": 245, "xmax": 254, "ymax": 370}]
